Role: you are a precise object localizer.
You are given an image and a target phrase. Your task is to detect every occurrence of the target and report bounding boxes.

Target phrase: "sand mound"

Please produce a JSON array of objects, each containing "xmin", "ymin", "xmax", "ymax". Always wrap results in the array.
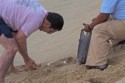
[{"xmin": 6, "ymin": 45, "xmax": 125, "ymax": 83}]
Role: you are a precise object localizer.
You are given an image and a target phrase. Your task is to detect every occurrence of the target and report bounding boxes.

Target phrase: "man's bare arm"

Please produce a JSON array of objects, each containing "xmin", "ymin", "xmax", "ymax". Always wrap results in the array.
[
  {"xmin": 83, "ymin": 13, "xmax": 110, "ymax": 32},
  {"xmin": 15, "ymin": 30, "xmax": 37, "ymax": 69},
  {"xmin": 15, "ymin": 30, "xmax": 29, "ymax": 60},
  {"xmin": 89, "ymin": 13, "xmax": 110, "ymax": 29}
]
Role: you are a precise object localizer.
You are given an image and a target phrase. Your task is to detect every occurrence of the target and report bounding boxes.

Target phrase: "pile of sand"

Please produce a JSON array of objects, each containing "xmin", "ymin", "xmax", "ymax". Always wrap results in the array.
[{"xmin": 6, "ymin": 46, "xmax": 125, "ymax": 83}]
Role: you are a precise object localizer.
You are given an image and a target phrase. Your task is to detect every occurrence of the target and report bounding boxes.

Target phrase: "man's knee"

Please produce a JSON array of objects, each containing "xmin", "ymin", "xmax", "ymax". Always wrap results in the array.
[
  {"xmin": 6, "ymin": 42, "xmax": 18, "ymax": 54},
  {"xmin": 7, "ymin": 46, "xmax": 18, "ymax": 54},
  {"xmin": 92, "ymin": 24, "xmax": 107, "ymax": 36}
]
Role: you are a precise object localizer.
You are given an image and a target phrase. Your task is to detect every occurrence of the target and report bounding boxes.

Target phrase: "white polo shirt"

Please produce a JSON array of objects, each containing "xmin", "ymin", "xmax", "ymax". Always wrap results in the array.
[{"xmin": 0, "ymin": 0, "xmax": 47, "ymax": 37}]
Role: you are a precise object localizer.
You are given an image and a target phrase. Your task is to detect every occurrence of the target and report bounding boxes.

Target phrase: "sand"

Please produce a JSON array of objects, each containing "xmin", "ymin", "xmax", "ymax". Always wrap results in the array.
[{"xmin": 3, "ymin": 0, "xmax": 125, "ymax": 83}]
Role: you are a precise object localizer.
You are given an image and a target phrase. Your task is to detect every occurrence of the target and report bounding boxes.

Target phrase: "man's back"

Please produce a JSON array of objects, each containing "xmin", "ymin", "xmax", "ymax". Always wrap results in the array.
[{"xmin": 0, "ymin": 0, "xmax": 47, "ymax": 37}]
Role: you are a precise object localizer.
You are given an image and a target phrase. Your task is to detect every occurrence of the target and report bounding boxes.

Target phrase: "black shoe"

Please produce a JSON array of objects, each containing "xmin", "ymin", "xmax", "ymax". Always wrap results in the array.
[{"xmin": 86, "ymin": 64, "xmax": 108, "ymax": 71}]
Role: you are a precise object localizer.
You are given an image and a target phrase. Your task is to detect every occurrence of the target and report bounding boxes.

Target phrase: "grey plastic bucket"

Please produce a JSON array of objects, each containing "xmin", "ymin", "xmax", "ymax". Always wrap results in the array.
[{"xmin": 77, "ymin": 30, "xmax": 92, "ymax": 65}]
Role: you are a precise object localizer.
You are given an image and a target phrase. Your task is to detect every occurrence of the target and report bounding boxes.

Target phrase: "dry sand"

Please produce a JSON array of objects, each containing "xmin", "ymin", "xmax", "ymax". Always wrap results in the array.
[{"xmin": 3, "ymin": 0, "xmax": 125, "ymax": 83}]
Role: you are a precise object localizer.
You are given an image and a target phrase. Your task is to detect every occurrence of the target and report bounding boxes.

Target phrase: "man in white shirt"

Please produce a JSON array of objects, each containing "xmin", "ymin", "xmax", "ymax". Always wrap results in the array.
[{"xmin": 0, "ymin": 0, "xmax": 64, "ymax": 82}]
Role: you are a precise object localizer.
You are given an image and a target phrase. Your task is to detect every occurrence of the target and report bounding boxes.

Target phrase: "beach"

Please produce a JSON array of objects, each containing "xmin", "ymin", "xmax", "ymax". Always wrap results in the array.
[{"xmin": 3, "ymin": 0, "xmax": 125, "ymax": 83}]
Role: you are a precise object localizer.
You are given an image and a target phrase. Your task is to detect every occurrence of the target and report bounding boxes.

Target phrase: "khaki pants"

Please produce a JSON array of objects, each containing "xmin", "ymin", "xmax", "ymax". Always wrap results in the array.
[{"xmin": 85, "ymin": 19, "xmax": 125, "ymax": 66}]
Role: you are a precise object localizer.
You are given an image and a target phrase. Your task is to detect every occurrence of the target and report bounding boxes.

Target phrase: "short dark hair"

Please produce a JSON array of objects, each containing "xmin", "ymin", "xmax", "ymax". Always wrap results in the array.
[{"xmin": 47, "ymin": 12, "xmax": 64, "ymax": 31}]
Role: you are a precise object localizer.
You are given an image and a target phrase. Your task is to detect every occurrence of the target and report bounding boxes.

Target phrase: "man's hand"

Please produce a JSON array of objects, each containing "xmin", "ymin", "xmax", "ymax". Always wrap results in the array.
[
  {"xmin": 24, "ymin": 57, "xmax": 38, "ymax": 70},
  {"xmin": 82, "ymin": 23, "xmax": 92, "ymax": 32}
]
